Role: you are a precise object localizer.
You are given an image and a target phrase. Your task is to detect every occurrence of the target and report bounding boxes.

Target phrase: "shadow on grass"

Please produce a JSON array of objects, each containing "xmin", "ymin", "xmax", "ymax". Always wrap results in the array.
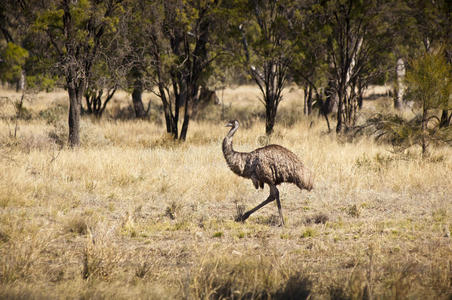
[{"xmin": 203, "ymin": 272, "xmax": 312, "ymax": 300}]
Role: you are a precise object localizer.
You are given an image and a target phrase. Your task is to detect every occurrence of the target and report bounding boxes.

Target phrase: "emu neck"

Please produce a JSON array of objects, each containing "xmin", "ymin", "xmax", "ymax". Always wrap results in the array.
[
  {"xmin": 222, "ymin": 127, "xmax": 237, "ymax": 160},
  {"xmin": 222, "ymin": 127, "xmax": 247, "ymax": 176}
]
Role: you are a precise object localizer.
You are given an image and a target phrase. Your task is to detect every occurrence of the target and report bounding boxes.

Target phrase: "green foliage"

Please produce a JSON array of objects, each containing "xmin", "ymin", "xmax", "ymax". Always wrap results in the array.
[
  {"xmin": 33, "ymin": 8, "xmax": 64, "ymax": 31},
  {"xmin": 360, "ymin": 112, "xmax": 452, "ymax": 152},
  {"xmin": 33, "ymin": 0, "xmax": 125, "ymax": 79},
  {"xmin": 362, "ymin": 113, "xmax": 422, "ymax": 146},
  {"xmin": 0, "ymin": 42, "xmax": 57, "ymax": 91},
  {"xmin": 26, "ymin": 74, "xmax": 58, "ymax": 91},
  {"xmin": 357, "ymin": 49, "xmax": 451, "ymax": 154},
  {"xmin": 39, "ymin": 104, "xmax": 66, "ymax": 125},
  {"xmin": 0, "ymin": 42, "xmax": 29, "ymax": 83},
  {"xmin": 14, "ymin": 101, "xmax": 32, "ymax": 120},
  {"xmin": 290, "ymin": 2, "xmax": 331, "ymax": 95},
  {"xmin": 301, "ymin": 228, "xmax": 316, "ymax": 238},
  {"xmin": 405, "ymin": 50, "xmax": 452, "ymax": 111},
  {"xmin": 212, "ymin": 231, "xmax": 223, "ymax": 238},
  {"xmin": 406, "ymin": 49, "xmax": 451, "ymax": 154},
  {"xmin": 128, "ymin": 0, "xmax": 224, "ymax": 139}
]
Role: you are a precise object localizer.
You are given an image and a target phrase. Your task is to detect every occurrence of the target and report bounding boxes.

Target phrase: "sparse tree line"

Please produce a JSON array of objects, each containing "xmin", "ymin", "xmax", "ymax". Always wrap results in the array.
[{"xmin": 0, "ymin": 0, "xmax": 450, "ymax": 150}]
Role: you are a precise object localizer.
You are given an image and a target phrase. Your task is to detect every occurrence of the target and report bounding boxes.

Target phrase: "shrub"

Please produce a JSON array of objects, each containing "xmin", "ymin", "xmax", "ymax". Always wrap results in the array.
[{"xmin": 359, "ymin": 50, "xmax": 452, "ymax": 155}]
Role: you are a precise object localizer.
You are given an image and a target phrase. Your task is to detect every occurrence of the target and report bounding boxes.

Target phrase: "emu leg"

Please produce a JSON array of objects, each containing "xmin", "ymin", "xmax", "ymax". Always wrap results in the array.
[
  {"xmin": 237, "ymin": 185, "xmax": 278, "ymax": 223},
  {"xmin": 274, "ymin": 187, "xmax": 284, "ymax": 226}
]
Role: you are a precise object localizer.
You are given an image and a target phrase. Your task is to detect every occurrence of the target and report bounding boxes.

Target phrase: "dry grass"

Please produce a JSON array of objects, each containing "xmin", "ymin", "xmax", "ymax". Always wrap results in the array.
[{"xmin": 0, "ymin": 85, "xmax": 451, "ymax": 299}]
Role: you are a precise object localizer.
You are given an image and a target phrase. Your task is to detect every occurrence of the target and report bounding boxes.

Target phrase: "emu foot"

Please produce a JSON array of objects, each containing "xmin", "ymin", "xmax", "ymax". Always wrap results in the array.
[
  {"xmin": 234, "ymin": 211, "xmax": 250, "ymax": 223},
  {"xmin": 234, "ymin": 215, "xmax": 245, "ymax": 222},
  {"xmin": 234, "ymin": 204, "xmax": 247, "ymax": 222}
]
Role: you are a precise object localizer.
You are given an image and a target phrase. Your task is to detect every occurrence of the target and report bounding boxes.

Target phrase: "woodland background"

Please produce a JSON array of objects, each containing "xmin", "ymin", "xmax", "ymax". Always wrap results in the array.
[{"xmin": 0, "ymin": 0, "xmax": 451, "ymax": 299}]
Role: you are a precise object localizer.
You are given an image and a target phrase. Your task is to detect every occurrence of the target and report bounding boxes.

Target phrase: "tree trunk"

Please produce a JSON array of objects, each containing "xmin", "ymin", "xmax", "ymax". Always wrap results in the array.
[
  {"xmin": 68, "ymin": 85, "xmax": 83, "ymax": 147},
  {"xmin": 357, "ymin": 79, "xmax": 364, "ymax": 109},
  {"xmin": 315, "ymin": 93, "xmax": 331, "ymax": 133},
  {"xmin": 174, "ymin": 79, "xmax": 186, "ymax": 138},
  {"xmin": 394, "ymin": 58, "xmax": 406, "ymax": 110},
  {"xmin": 336, "ymin": 89, "xmax": 344, "ymax": 133},
  {"xmin": 323, "ymin": 111, "xmax": 331, "ymax": 133},
  {"xmin": 83, "ymin": 93, "xmax": 92, "ymax": 114},
  {"xmin": 307, "ymin": 86, "xmax": 313, "ymax": 115},
  {"xmin": 304, "ymin": 84, "xmax": 313, "ymax": 116},
  {"xmin": 166, "ymin": 103, "xmax": 178, "ymax": 139},
  {"xmin": 132, "ymin": 79, "xmax": 146, "ymax": 119},
  {"xmin": 83, "ymin": 88, "xmax": 116, "ymax": 118},
  {"xmin": 179, "ymin": 101, "xmax": 190, "ymax": 141},
  {"xmin": 265, "ymin": 113, "xmax": 276, "ymax": 135},
  {"xmin": 180, "ymin": 85, "xmax": 199, "ymax": 141},
  {"xmin": 162, "ymin": 104, "xmax": 174, "ymax": 135},
  {"xmin": 265, "ymin": 93, "xmax": 278, "ymax": 135},
  {"xmin": 439, "ymin": 110, "xmax": 450, "ymax": 128},
  {"xmin": 324, "ymin": 80, "xmax": 338, "ymax": 115},
  {"xmin": 193, "ymin": 86, "xmax": 219, "ymax": 119},
  {"xmin": 158, "ymin": 84, "xmax": 178, "ymax": 138},
  {"xmin": 357, "ymin": 91, "xmax": 363, "ymax": 110},
  {"xmin": 421, "ymin": 103, "xmax": 428, "ymax": 156},
  {"xmin": 16, "ymin": 70, "xmax": 25, "ymax": 92}
]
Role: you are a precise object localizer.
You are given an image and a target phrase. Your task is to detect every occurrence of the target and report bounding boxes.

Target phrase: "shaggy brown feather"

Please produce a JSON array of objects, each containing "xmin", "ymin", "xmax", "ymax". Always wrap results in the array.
[{"xmin": 222, "ymin": 120, "xmax": 313, "ymax": 225}]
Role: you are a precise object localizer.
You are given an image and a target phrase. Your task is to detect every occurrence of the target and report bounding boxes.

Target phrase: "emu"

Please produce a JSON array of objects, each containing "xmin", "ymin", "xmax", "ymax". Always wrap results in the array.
[{"xmin": 222, "ymin": 120, "xmax": 313, "ymax": 226}]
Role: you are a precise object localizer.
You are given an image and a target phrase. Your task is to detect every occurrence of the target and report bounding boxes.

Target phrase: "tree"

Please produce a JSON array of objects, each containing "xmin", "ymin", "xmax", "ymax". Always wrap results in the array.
[
  {"xmin": 238, "ymin": 0, "xmax": 295, "ymax": 135},
  {"xmin": 289, "ymin": 1, "xmax": 331, "ymax": 129},
  {"xmin": 140, "ymin": 0, "xmax": 222, "ymax": 140},
  {"xmin": 390, "ymin": 0, "xmax": 451, "ymax": 114},
  {"xmin": 319, "ymin": 0, "xmax": 394, "ymax": 133},
  {"xmin": 405, "ymin": 50, "xmax": 452, "ymax": 155},
  {"xmin": 385, "ymin": 0, "xmax": 415, "ymax": 110},
  {"xmin": 410, "ymin": 0, "xmax": 452, "ymax": 126},
  {"xmin": 34, "ymin": 0, "xmax": 124, "ymax": 147},
  {"xmin": 0, "ymin": 42, "xmax": 28, "ymax": 87},
  {"xmin": 123, "ymin": 0, "xmax": 154, "ymax": 119},
  {"xmin": 82, "ymin": 27, "xmax": 130, "ymax": 118},
  {"xmin": 0, "ymin": 0, "xmax": 35, "ymax": 92},
  {"xmin": 290, "ymin": 2, "xmax": 325, "ymax": 116},
  {"xmin": 0, "ymin": 0, "xmax": 60, "ymax": 126}
]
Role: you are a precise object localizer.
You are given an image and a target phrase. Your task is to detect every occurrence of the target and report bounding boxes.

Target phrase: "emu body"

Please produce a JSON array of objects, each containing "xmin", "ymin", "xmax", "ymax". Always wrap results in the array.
[{"xmin": 222, "ymin": 120, "xmax": 313, "ymax": 226}]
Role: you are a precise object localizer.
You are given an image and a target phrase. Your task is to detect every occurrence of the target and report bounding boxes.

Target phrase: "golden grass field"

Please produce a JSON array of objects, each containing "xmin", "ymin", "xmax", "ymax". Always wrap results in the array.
[{"xmin": 0, "ymin": 85, "xmax": 451, "ymax": 299}]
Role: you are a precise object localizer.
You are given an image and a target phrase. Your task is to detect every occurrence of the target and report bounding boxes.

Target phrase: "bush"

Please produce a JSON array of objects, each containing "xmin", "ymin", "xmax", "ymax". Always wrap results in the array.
[
  {"xmin": 357, "ymin": 49, "xmax": 451, "ymax": 155},
  {"xmin": 39, "ymin": 104, "xmax": 66, "ymax": 125}
]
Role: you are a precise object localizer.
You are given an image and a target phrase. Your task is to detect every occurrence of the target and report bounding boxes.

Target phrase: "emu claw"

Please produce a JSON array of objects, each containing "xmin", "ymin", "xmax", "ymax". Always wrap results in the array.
[
  {"xmin": 234, "ymin": 214, "xmax": 245, "ymax": 222},
  {"xmin": 234, "ymin": 212, "xmax": 249, "ymax": 223}
]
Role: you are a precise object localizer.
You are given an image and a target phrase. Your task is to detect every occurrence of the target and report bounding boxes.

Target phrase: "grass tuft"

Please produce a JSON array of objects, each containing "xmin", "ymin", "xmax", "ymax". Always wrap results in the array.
[
  {"xmin": 304, "ymin": 212, "xmax": 329, "ymax": 224},
  {"xmin": 64, "ymin": 217, "xmax": 88, "ymax": 235}
]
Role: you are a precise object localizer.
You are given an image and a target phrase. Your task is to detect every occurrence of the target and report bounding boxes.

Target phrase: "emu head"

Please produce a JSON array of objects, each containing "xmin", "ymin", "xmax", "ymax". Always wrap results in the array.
[{"xmin": 225, "ymin": 120, "xmax": 239, "ymax": 128}]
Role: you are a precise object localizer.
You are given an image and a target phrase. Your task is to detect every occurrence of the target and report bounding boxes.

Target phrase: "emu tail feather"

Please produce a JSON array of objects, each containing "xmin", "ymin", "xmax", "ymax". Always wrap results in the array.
[{"xmin": 295, "ymin": 166, "xmax": 314, "ymax": 191}]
